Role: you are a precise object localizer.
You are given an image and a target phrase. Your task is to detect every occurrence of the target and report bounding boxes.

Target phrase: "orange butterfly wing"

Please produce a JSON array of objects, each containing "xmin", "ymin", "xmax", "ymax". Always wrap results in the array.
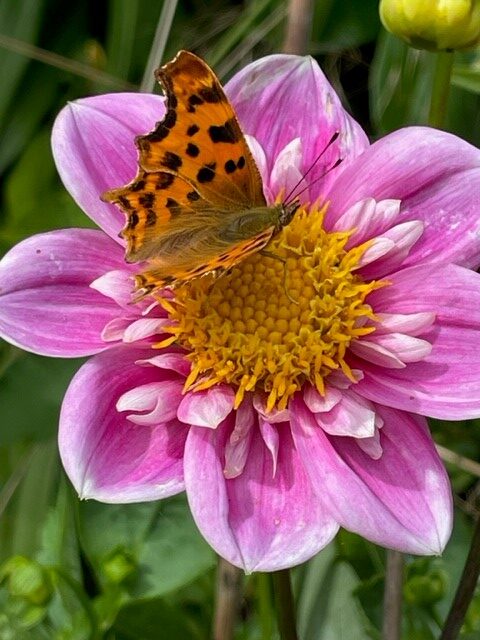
[
  {"xmin": 103, "ymin": 50, "xmax": 277, "ymax": 296},
  {"xmin": 137, "ymin": 50, "xmax": 266, "ymax": 208}
]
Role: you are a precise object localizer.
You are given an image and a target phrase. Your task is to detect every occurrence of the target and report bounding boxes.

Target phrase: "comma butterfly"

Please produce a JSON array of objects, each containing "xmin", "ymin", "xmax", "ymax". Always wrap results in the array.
[{"xmin": 102, "ymin": 50, "xmax": 300, "ymax": 298}]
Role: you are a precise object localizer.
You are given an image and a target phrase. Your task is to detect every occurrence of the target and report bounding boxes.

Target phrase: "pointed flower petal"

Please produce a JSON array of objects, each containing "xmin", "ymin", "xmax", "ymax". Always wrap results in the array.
[
  {"xmin": 0, "ymin": 229, "xmax": 126, "ymax": 356},
  {"xmin": 52, "ymin": 93, "xmax": 166, "ymax": 240},
  {"xmin": 185, "ymin": 420, "xmax": 339, "ymax": 572},
  {"xmin": 226, "ymin": 54, "xmax": 368, "ymax": 199},
  {"xmin": 59, "ymin": 346, "xmax": 186, "ymax": 502},
  {"xmin": 292, "ymin": 398, "xmax": 452, "ymax": 554}
]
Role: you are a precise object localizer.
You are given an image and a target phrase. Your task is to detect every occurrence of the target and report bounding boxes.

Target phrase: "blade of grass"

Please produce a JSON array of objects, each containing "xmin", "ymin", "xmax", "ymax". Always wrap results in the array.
[
  {"xmin": 140, "ymin": 0, "xmax": 179, "ymax": 93},
  {"xmin": 0, "ymin": 33, "xmax": 136, "ymax": 90},
  {"xmin": 207, "ymin": 0, "xmax": 275, "ymax": 68},
  {"xmin": 106, "ymin": 0, "xmax": 140, "ymax": 80}
]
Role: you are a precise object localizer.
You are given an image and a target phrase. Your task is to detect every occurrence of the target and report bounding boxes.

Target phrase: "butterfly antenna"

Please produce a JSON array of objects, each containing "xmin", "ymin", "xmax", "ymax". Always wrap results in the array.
[
  {"xmin": 283, "ymin": 131, "xmax": 340, "ymax": 204},
  {"xmin": 289, "ymin": 157, "xmax": 343, "ymax": 202}
]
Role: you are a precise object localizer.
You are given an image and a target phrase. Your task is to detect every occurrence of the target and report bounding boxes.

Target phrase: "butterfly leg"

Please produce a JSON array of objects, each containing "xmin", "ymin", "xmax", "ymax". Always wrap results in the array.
[{"xmin": 259, "ymin": 250, "xmax": 298, "ymax": 305}]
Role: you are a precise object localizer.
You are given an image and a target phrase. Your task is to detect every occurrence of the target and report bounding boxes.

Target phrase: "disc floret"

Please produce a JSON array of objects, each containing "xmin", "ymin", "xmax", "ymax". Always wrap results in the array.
[{"xmin": 159, "ymin": 205, "xmax": 385, "ymax": 411}]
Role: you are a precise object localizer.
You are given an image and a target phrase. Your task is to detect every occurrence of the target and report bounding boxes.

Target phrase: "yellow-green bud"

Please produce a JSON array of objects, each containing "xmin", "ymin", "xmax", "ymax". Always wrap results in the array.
[
  {"xmin": 1, "ymin": 556, "xmax": 52, "ymax": 606},
  {"xmin": 380, "ymin": 0, "xmax": 480, "ymax": 50}
]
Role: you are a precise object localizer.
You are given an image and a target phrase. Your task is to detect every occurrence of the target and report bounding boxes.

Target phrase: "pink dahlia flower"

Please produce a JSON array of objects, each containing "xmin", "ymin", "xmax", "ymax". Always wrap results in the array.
[{"xmin": 2, "ymin": 55, "xmax": 480, "ymax": 573}]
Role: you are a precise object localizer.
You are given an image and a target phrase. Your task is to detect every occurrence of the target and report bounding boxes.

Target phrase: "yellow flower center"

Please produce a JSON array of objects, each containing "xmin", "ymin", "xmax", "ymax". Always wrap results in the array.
[{"xmin": 158, "ymin": 205, "xmax": 386, "ymax": 412}]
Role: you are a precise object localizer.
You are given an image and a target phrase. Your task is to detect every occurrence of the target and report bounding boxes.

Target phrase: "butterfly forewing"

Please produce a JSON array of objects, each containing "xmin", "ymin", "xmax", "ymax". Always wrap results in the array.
[
  {"xmin": 136, "ymin": 50, "xmax": 266, "ymax": 209},
  {"xmin": 102, "ymin": 50, "xmax": 297, "ymax": 296}
]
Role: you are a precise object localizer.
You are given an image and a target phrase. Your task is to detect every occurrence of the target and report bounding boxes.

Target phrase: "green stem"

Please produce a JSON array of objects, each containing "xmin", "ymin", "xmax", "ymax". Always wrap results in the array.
[
  {"xmin": 440, "ymin": 514, "xmax": 480, "ymax": 640},
  {"xmin": 428, "ymin": 50, "xmax": 454, "ymax": 128},
  {"xmin": 54, "ymin": 567, "xmax": 101, "ymax": 640},
  {"xmin": 257, "ymin": 573, "xmax": 274, "ymax": 640},
  {"xmin": 272, "ymin": 569, "xmax": 298, "ymax": 640}
]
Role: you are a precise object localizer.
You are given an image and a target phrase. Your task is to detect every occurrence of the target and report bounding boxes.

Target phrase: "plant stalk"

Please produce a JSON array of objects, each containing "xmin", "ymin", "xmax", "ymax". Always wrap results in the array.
[
  {"xmin": 381, "ymin": 550, "xmax": 404, "ymax": 640},
  {"xmin": 428, "ymin": 50, "xmax": 454, "ymax": 128},
  {"xmin": 440, "ymin": 514, "xmax": 480, "ymax": 640},
  {"xmin": 257, "ymin": 573, "xmax": 274, "ymax": 640},
  {"xmin": 213, "ymin": 557, "xmax": 243, "ymax": 640},
  {"xmin": 272, "ymin": 569, "xmax": 298, "ymax": 640},
  {"xmin": 283, "ymin": 0, "xmax": 314, "ymax": 54}
]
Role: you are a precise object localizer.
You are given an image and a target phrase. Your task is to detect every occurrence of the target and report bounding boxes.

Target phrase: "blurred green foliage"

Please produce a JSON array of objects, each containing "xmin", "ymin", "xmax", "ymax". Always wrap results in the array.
[{"xmin": 1, "ymin": 0, "xmax": 480, "ymax": 638}]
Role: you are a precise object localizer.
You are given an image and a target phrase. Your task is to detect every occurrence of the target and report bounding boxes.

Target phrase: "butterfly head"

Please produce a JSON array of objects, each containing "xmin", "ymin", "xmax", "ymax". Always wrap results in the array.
[{"xmin": 276, "ymin": 199, "xmax": 301, "ymax": 233}]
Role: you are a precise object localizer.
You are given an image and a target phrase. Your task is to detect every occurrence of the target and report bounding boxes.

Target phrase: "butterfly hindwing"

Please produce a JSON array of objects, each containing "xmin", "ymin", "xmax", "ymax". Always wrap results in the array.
[
  {"xmin": 103, "ymin": 170, "xmax": 210, "ymax": 261},
  {"xmin": 136, "ymin": 50, "xmax": 266, "ymax": 209},
  {"xmin": 135, "ymin": 226, "xmax": 275, "ymax": 295}
]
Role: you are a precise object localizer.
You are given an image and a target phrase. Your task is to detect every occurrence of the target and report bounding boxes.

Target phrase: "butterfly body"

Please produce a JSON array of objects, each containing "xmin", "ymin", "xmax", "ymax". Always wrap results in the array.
[{"xmin": 102, "ymin": 50, "xmax": 300, "ymax": 296}]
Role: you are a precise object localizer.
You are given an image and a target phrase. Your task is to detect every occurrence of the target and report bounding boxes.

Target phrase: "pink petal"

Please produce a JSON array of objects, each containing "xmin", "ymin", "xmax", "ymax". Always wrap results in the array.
[
  {"xmin": 177, "ymin": 386, "xmax": 235, "ymax": 428},
  {"xmin": 303, "ymin": 385, "xmax": 342, "ymax": 413},
  {"xmin": 102, "ymin": 317, "xmax": 135, "ymax": 342},
  {"xmin": 259, "ymin": 419, "xmax": 280, "ymax": 476},
  {"xmin": 374, "ymin": 312, "xmax": 436, "ymax": 336},
  {"xmin": 356, "ymin": 263, "xmax": 480, "ymax": 419},
  {"xmin": 52, "ymin": 93, "xmax": 165, "ymax": 240},
  {"xmin": 224, "ymin": 401, "xmax": 255, "ymax": 479},
  {"xmin": 334, "ymin": 198, "xmax": 401, "ymax": 245},
  {"xmin": 90, "ymin": 270, "xmax": 135, "ymax": 308},
  {"xmin": 226, "ymin": 55, "xmax": 368, "ymax": 200},
  {"xmin": 138, "ymin": 352, "xmax": 191, "ymax": 377},
  {"xmin": 359, "ymin": 220, "xmax": 424, "ymax": 278},
  {"xmin": 292, "ymin": 397, "xmax": 452, "ymax": 554},
  {"xmin": 269, "ymin": 138, "xmax": 306, "ymax": 203},
  {"xmin": 123, "ymin": 317, "xmax": 169, "ymax": 343},
  {"xmin": 116, "ymin": 379, "xmax": 184, "ymax": 425},
  {"xmin": 351, "ymin": 333, "xmax": 432, "ymax": 367},
  {"xmin": 184, "ymin": 419, "xmax": 339, "ymax": 572},
  {"xmin": 0, "ymin": 229, "xmax": 127, "ymax": 356},
  {"xmin": 59, "ymin": 345, "xmax": 186, "ymax": 502},
  {"xmin": 317, "ymin": 390, "xmax": 376, "ymax": 438},
  {"xmin": 326, "ymin": 127, "xmax": 480, "ymax": 268}
]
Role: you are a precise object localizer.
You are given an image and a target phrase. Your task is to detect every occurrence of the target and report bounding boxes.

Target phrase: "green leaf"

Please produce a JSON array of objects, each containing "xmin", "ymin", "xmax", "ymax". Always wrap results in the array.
[
  {"xmin": 105, "ymin": 0, "xmax": 140, "ymax": 81},
  {"xmin": 0, "ymin": 0, "xmax": 48, "ymax": 124},
  {"xmin": 7, "ymin": 441, "xmax": 60, "ymax": 559},
  {"xmin": 0, "ymin": 63, "xmax": 59, "ymax": 174},
  {"xmin": 311, "ymin": 0, "xmax": 381, "ymax": 53},
  {"xmin": 78, "ymin": 495, "xmax": 215, "ymax": 599},
  {"xmin": 113, "ymin": 599, "xmax": 197, "ymax": 640},
  {"xmin": 37, "ymin": 482, "xmax": 82, "ymax": 582},
  {"xmin": 2, "ymin": 128, "xmax": 93, "ymax": 244},
  {"xmin": 451, "ymin": 64, "xmax": 480, "ymax": 94},
  {"xmin": 0, "ymin": 350, "xmax": 82, "ymax": 445},
  {"xmin": 370, "ymin": 30, "xmax": 435, "ymax": 134},
  {"xmin": 297, "ymin": 542, "xmax": 372, "ymax": 640}
]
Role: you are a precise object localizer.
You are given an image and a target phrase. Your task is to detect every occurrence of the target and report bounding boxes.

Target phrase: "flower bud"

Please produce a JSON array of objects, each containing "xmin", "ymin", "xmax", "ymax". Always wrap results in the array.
[
  {"xmin": 380, "ymin": 0, "xmax": 480, "ymax": 50},
  {"xmin": 1, "ymin": 556, "xmax": 52, "ymax": 606},
  {"xmin": 403, "ymin": 570, "xmax": 447, "ymax": 606},
  {"xmin": 102, "ymin": 548, "xmax": 136, "ymax": 584}
]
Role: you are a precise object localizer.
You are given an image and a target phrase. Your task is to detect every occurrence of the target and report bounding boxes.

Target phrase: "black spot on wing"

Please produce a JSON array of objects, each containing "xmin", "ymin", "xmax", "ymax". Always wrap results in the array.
[
  {"xmin": 197, "ymin": 162, "xmax": 216, "ymax": 183},
  {"xmin": 146, "ymin": 210, "xmax": 157, "ymax": 226},
  {"xmin": 118, "ymin": 196, "xmax": 133, "ymax": 209},
  {"xmin": 187, "ymin": 124, "xmax": 199, "ymax": 136},
  {"xmin": 130, "ymin": 180, "xmax": 146, "ymax": 192},
  {"xmin": 128, "ymin": 212, "xmax": 140, "ymax": 229},
  {"xmin": 198, "ymin": 84, "xmax": 223, "ymax": 103},
  {"xmin": 186, "ymin": 143, "xmax": 200, "ymax": 157},
  {"xmin": 139, "ymin": 192, "xmax": 155, "ymax": 208},
  {"xmin": 187, "ymin": 190, "xmax": 200, "ymax": 201},
  {"xmin": 161, "ymin": 151, "xmax": 182, "ymax": 171},
  {"xmin": 224, "ymin": 160, "xmax": 236, "ymax": 174},
  {"xmin": 208, "ymin": 118, "xmax": 239, "ymax": 144},
  {"xmin": 187, "ymin": 94, "xmax": 203, "ymax": 113},
  {"xmin": 237, "ymin": 156, "xmax": 245, "ymax": 169},
  {"xmin": 156, "ymin": 173, "xmax": 175, "ymax": 190}
]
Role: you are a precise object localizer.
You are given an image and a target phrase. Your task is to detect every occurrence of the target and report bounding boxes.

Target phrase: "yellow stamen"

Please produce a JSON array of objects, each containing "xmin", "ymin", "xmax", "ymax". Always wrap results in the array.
[{"xmin": 154, "ymin": 204, "xmax": 387, "ymax": 411}]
